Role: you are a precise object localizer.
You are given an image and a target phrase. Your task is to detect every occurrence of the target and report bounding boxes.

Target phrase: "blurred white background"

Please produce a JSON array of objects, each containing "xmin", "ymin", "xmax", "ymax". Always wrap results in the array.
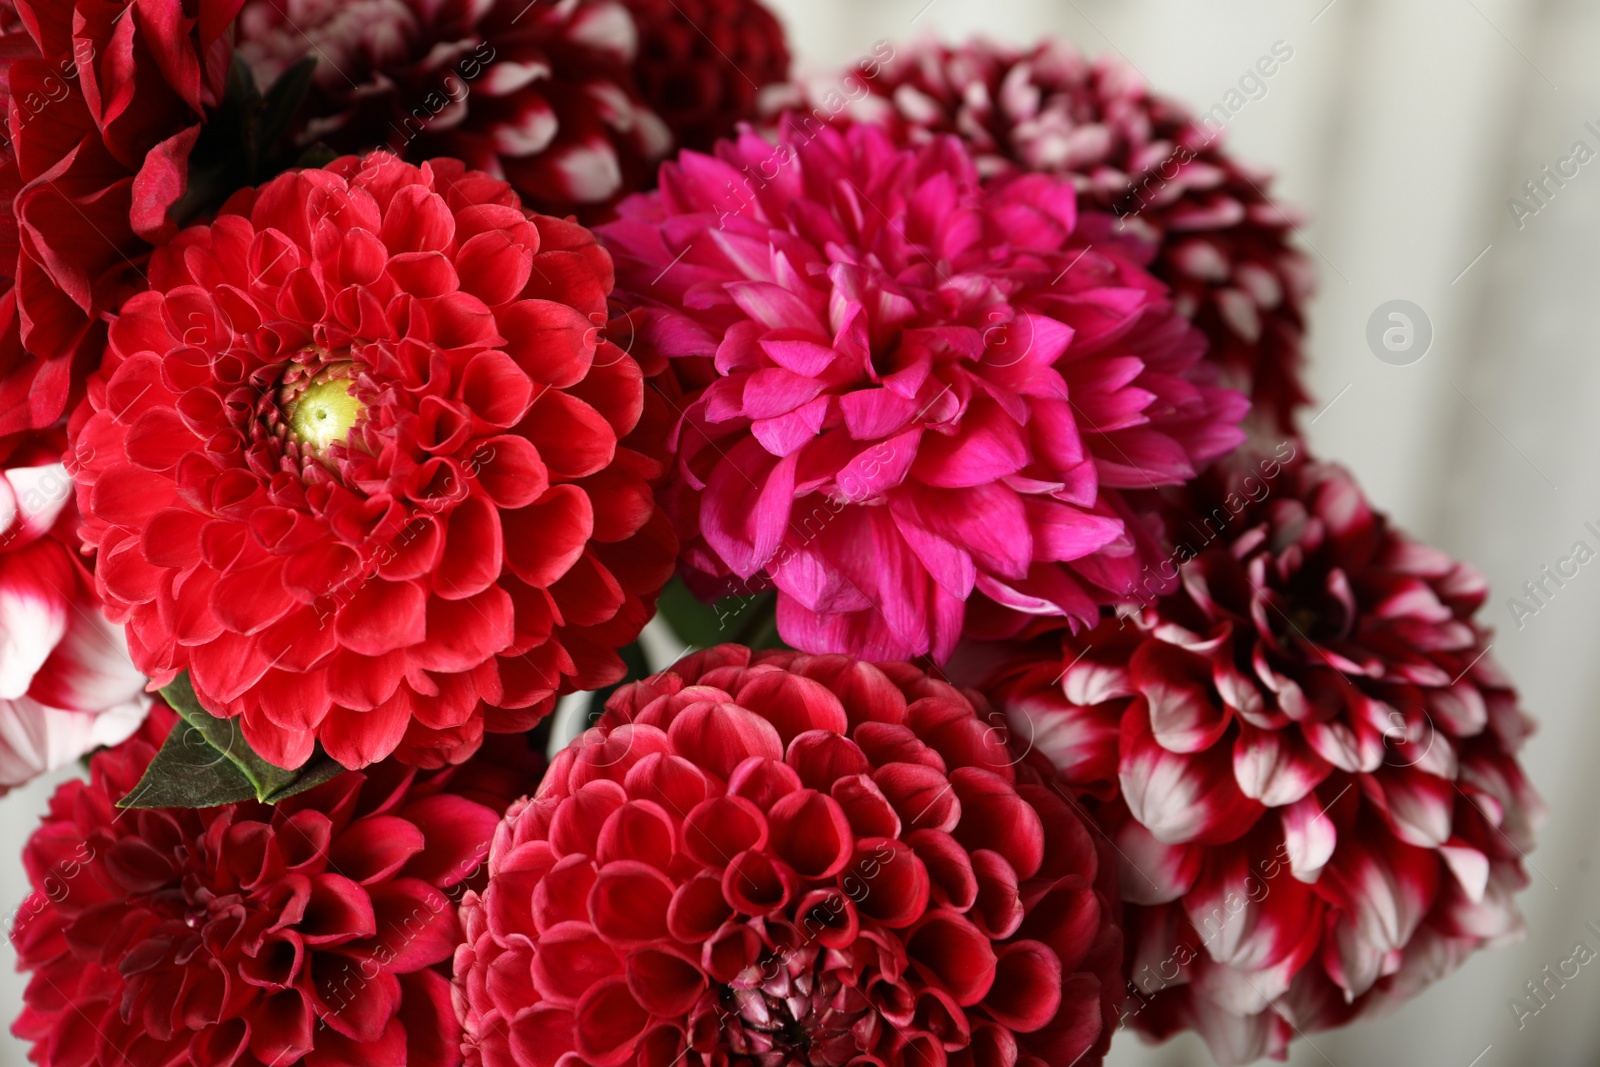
[{"xmin": 2, "ymin": 1, "xmax": 1598, "ymax": 1065}]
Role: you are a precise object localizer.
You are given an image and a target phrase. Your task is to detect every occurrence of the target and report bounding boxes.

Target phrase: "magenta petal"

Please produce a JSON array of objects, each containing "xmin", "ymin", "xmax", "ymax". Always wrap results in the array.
[{"xmin": 910, "ymin": 401, "xmax": 1030, "ymax": 488}]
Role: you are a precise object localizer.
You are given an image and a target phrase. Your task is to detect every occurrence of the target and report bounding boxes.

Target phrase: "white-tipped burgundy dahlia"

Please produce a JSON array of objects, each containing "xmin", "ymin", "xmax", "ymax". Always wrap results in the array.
[
  {"xmin": 0, "ymin": 461, "xmax": 146, "ymax": 791},
  {"xmin": 825, "ymin": 38, "xmax": 1315, "ymax": 434},
  {"xmin": 236, "ymin": 0, "xmax": 672, "ymax": 219},
  {"xmin": 600, "ymin": 123, "xmax": 1246, "ymax": 663},
  {"xmin": 621, "ymin": 0, "xmax": 791, "ymax": 154},
  {"xmin": 988, "ymin": 457, "xmax": 1542, "ymax": 1063}
]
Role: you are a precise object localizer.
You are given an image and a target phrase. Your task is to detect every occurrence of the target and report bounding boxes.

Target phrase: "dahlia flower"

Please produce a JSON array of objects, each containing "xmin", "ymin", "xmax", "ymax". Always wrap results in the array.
[
  {"xmin": 68, "ymin": 151, "xmax": 676, "ymax": 771},
  {"xmin": 0, "ymin": 0, "xmax": 238, "ymax": 443},
  {"xmin": 454, "ymin": 644, "xmax": 1125, "ymax": 1067},
  {"xmin": 621, "ymin": 0, "xmax": 791, "ymax": 153},
  {"xmin": 600, "ymin": 123, "xmax": 1246, "ymax": 662},
  {"xmin": 832, "ymin": 39, "xmax": 1315, "ymax": 432},
  {"xmin": 235, "ymin": 0, "xmax": 672, "ymax": 220},
  {"xmin": 12, "ymin": 703, "xmax": 542, "ymax": 1067},
  {"xmin": 989, "ymin": 457, "xmax": 1542, "ymax": 1063},
  {"xmin": 0, "ymin": 461, "xmax": 147, "ymax": 791}
]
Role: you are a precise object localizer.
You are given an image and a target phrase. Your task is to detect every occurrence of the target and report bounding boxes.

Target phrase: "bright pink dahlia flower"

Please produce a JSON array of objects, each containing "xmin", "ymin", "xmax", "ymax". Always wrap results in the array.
[
  {"xmin": 0, "ymin": 460, "xmax": 147, "ymax": 791},
  {"xmin": 600, "ymin": 124, "xmax": 1246, "ymax": 663},
  {"xmin": 831, "ymin": 39, "xmax": 1315, "ymax": 433},
  {"xmin": 67, "ymin": 151, "xmax": 677, "ymax": 772},
  {"xmin": 988, "ymin": 458, "xmax": 1542, "ymax": 1063},
  {"xmin": 12, "ymin": 702, "xmax": 543, "ymax": 1067},
  {"xmin": 0, "ymin": 0, "xmax": 239, "ymax": 443},
  {"xmin": 452, "ymin": 644, "xmax": 1126, "ymax": 1067},
  {"xmin": 621, "ymin": 0, "xmax": 790, "ymax": 154},
  {"xmin": 235, "ymin": 0, "xmax": 671, "ymax": 220}
]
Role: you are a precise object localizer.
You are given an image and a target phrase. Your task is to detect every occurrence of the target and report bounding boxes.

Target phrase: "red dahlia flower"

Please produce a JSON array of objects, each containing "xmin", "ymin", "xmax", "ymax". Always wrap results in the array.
[
  {"xmin": 621, "ymin": 0, "xmax": 790, "ymax": 153},
  {"xmin": 600, "ymin": 123, "xmax": 1246, "ymax": 662},
  {"xmin": 0, "ymin": 0, "xmax": 238, "ymax": 442},
  {"xmin": 832, "ymin": 39, "xmax": 1315, "ymax": 433},
  {"xmin": 12, "ymin": 704, "xmax": 542, "ymax": 1067},
  {"xmin": 989, "ymin": 458, "xmax": 1542, "ymax": 1063},
  {"xmin": 68, "ymin": 152, "xmax": 676, "ymax": 771},
  {"xmin": 0, "ymin": 460, "xmax": 147, "ymax": 791},
  {"xmin": 235, "ymin": 0, "xmax": 671, "ymax": 220},
  {"xmin": 453, "ymin": 644, "xmax": 1125, "ymax": 1067}
]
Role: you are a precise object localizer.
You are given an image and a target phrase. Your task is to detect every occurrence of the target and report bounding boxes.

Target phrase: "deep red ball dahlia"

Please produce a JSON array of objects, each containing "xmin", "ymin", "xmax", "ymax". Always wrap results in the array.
[
  {"xmin": 0, "ymin": 0, "xmax": 238, "ymax": 443},
  {"xmin": 988, "ymin": 456, "xmax": 1542, "ymax": 1063},
  {"xmin": 12, "ymin": 704, "xmax": 542, "ymax": 1067},
  {"xmin": 68, "ymin": 151, "xmax": 676, "ymax": 771},
  {"xmin": 621, "ymin": 0, "xmax": 790, "ymax": 154},
  {"xmin": 600, "ymin": 123, "xmax": 1246, "ymax": 662},
  {"xmin": 453, "ymin": 644, "xmax": 1125, "ymax": 1067},
  {"xmin": 235, "ymin": 0, "xmax": 671, "ymax": 220},
  {"xmin": 829, "ymin": 39, "xmax": 1314, "ymax": 433}
]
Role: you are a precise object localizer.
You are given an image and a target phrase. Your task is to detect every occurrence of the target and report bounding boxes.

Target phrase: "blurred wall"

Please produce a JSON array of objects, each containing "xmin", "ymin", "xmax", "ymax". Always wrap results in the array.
[
  {"xmin": 757, "ymin": 0, "xmax": 1600, "ymax": 1063},
  {"xmin": 1, "ymin": 2, "xmax": 1598, "ymax": 1066}
]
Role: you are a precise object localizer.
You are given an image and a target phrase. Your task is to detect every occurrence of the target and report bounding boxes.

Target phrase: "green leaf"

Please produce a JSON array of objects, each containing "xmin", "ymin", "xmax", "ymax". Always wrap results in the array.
[
  {"xmin": 160, "ymin": 673, "xmax": 300, "ymax": 799},
  {"xmin": 118, "ymin": 724, "xmax": 258, "ymax": 809},
  {"xmin": 261, "ymin": 754, "xmax": 346, "ymax": 803},
  {"xmin": 739, "ymin": 608, "xmax": 786, "ymax": 652},
  {"xmin": 172, "ymin": 53, "xmax": 320, "ymax": 227},
  {"xmin": 294, "ymin": 143, "xmax": 341, "ymax": 170},
  {"xmin": 171, "ymin": 56, "xmax": 261, "ymax": 227},
  {"xmin": 117, "ymin": 672, "xmax": 351, "ymax": 809},
  {"xmin": 226, "ymin": 52, "xmax": 263, "ymax": 109},
  {"xmin": 257, "ymin": 57, "xmax": 318, "ymax": 164},
  {"xmin": 656, "ymin": 577, "xmax": 724, "ymax": 647},
  {"xmin": 656, "ymin": 575, "xmax": 780, "ymax": 649}
]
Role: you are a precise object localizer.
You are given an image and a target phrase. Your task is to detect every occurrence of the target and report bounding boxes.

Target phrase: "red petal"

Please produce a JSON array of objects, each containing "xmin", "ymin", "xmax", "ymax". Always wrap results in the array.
[
  {"xmin": 951, "ymin": 767, "xmax": 1045, "ymax": 881},
  {"xmin": 335, "ymin": 580, "xmax": 427, "ymax": 657},
  {"xmin": 302, "ymin": 873, "xmax": 376, "ymax": 944},
  {"xmin": 667, "ymin": 872, "xmax": 734, "ymax": 942},
  {"xmin": 847, "ymin": 838, "xmax": 929, "ymax": 928},
  {"xmin": 330, "ymin": 815, "xmax": 425, "ymax": 884},
  {"xmin": 574, "ymin": 978, "xmax": 650, "ymax": 1067},
  {"xmin": 589, "ymin": 861, "xmax": 674, "ymax": 946},
  {"xmin": 624, "ymin": 947, "xmax": 705, "ymax": 1017},
  {"xmin": 731, "ymin": 669, "xmax": 848, "ymax": 745},
  {"xmin": 906, "ymin": 910, "xmax": 998, "ymax": 1006},
  {"xmin": 398, "ymin": 794, "xmax": 500, "ymax": 887},
  {"xmin": 596, "ymin": 800, "xmax": 676, "ymax": 872},
  {"xmin": 767, "ymin": 789, "xmax": 853, "ymax": 879},
  {"xmin": 531, "ymin": 921, "xmax": 620, "ymax": 1004},
  {"xmin": 666, "ymin": 700, "xmax": 783, "ymax": 780},
  {"xmin": 502, "ymin": 485, "xmax": 593, "ymax": 589},
  {"xmin": 508, "ymin": 1005, "xmax": 577, "ymax": 1067}
]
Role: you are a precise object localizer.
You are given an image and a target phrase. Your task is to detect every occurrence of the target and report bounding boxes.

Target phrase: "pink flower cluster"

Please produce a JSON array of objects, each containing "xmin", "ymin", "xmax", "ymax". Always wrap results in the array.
[{"xmin": 603, "ymin": 123, "xmax": 1246, "ymax": 661}]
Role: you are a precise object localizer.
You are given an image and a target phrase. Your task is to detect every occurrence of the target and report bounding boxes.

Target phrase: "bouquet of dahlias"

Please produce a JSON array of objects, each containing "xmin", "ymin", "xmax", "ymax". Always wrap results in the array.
[{"xmin": 0, "ymin": 3, "xmax": 1540, "ymax": 1066}]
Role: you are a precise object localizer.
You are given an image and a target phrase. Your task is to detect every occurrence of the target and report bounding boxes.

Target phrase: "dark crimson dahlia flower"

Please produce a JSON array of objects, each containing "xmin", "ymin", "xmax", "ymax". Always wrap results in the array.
[
  {"xmin": 68, "ymin": 152, "xmax": 676, "ymax": 771},
  {"xmin": 600, "ymin": 123, "xmax": 1245, "ymax": 663},
  {"xmin": 0, "ymin": 0, "xmax": 239, "ymax": 442},
  {"xmin": 12, "ymin": 704, "xmax": 542, "ymax": 1067},
  {"xmin": 235, "ymin": 0, "xmax": 671, "ymax": 220},
  {"xmin": 832, "ymin": 39, "xmax": 1314, "ymax": 433},
  {"xmin": 621, "ymin": 0, "xmax": 790, "ymax": 153},
  {"xmin": 989, "ymin": 457, "xmax": 1542, "ymax": 1063},
  {"xmin": 452, "ymin": 644, "xmax": 1126, "ymax": 1067}
]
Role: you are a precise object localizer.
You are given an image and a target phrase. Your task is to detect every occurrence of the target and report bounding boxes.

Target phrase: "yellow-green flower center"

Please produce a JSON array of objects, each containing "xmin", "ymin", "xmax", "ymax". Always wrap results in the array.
[{"xmin": 287, "ymin": 373, "xmax": 364, "ymax": 453}]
